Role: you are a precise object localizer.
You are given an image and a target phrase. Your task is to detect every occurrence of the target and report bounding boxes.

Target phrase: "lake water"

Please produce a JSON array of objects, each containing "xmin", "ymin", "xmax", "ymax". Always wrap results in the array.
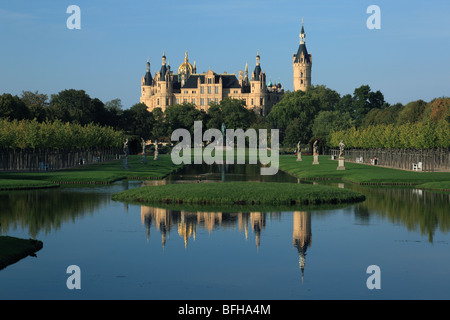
[{"xmin": 0, "ymin": 164, "xmax": 449, "ymax": 300}]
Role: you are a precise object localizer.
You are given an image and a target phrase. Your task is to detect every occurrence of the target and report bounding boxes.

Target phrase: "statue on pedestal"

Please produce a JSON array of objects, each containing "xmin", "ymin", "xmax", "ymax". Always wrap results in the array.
[
  {"xmin": 312, "ymin": 140, "xmax": 319, "ymax": 164},
  {"xmin": 123, "ymin": 138, "xmax": 129, "ymax": 158},
  {"xmin": 296, "ymin": 141, "xmax": 302, "ymax": 161},
  {"xmin": 337, "ymin": 140, "xmax": 346, "ymax": 170},
  {"xmin": 154, "ymin": 139, "xmax": 159, "ymax": 160},
  {"xmin": 339, "ymin": 140, "xmax": 345, "ymax": 159},
  {"xmin": 122, "ymin": 138, "xmax": 130, "ymax": 169},
  {"xmin": 141, "ymin": 138, "xmax": 147, "ymax": 164}
]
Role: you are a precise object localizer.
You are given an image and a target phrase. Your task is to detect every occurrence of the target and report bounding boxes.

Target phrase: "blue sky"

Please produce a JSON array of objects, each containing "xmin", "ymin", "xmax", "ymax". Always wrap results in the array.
[{"xmin": 1, "ymin": 0, "xmax": 449, "ymax": 109}]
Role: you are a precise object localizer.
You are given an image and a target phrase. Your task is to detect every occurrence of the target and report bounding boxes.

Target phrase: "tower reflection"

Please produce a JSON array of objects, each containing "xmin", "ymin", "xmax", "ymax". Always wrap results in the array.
[
  {"xmin": 293, "ymin": 211, "xmax": 312, "ymax": 283},
  {"xmin": 140, "ymin": 207, "xmax": 312, "ymax": 281}
]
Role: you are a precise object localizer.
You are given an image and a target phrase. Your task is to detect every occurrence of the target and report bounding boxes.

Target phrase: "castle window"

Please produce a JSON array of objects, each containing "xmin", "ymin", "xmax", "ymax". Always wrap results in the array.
[
  {"xmin": 215, "ymin": 98, "xmax": 218, "ymax": 104},
  {"xmin": 207, "ymin": 86, "xmax": 211, "ymax": 94},
  {"xmin": 215, "ymin": 87, "xmax": 219, "ymax": 94},
  {"xmin": 301, "ymin": 58, "xmax": 304, "ymax": 63},
  {"xmin": 176, "ymin": 98, "xmax": 179, "ymax": 104},
  {"xmin": 301, "ymin": 80, "xmax": 304, "ymax": 84},
  {"xmin": 157, "ymin": 98, "xmax": 160, "ymax": 105},
  {"xmin": 260, "ymin": 98, "xmax": 263, "ymax": 105},
  {"xmin": 200, "ymin": 98, "xmax": 204, "ymax": 106},
  {"xmin": 201, "ymin": 87, "xmax": 204, "ymax": 94},
  {"xmin": 166, "ymin": 98, "xmax": 169, "ymax": 105},
  {"xmin": 251, "ymin": 99, "xmax": 254, "ymax": 105},
  {"xmin": 208, "ymin": 78, "xmax": 212, "ymax": 84},
  {"xmin": 192, "ymin": 98, "xmax": 196, "ymax": 105},
  {"xmin": 207, "ymin": 98, "xmax": 211, "ymax": 105},
  {"xmin": 301, "ymin": 72, "xmax": 303, "ymax": 78}
]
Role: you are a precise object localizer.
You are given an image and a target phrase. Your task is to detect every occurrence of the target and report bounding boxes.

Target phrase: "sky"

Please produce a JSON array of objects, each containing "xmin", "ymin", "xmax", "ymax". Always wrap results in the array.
[{"xmin": 1, "ymin": 0, "xmax": 449, "ymax": 109}]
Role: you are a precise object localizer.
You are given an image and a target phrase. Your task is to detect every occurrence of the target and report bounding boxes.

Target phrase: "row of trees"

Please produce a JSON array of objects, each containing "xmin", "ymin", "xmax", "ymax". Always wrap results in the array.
[
  {"xmin": 0, "ymin": 118, "xmax": 124, "ymax": 150},
  {"xmin": 329, "ymin": 97, "xmax": 449, "ymax": 149},
  {"xmin": 1, "ymin": 86, "xmax": 448, "ymax": 152},
  {"xmin": 329, "ymin": 119, "xmax": 450, "ymax": 149}
]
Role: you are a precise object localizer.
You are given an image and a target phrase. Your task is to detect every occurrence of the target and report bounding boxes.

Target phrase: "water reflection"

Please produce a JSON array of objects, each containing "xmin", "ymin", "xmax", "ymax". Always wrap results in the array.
[
  {"xmin": 350, "ymin": 186, "xmax": 450, "ymax": 242},
  {"xmin": 140, "ymin": 206, "xmax": 312, "ymax": 279},
  {"xmin": 0, "ymin": 188, "xmax": 110, "ymax": 238}
]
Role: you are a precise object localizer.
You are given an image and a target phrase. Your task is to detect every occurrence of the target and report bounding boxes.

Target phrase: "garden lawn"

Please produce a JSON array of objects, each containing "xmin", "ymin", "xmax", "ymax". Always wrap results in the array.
[
  {"xmin": 279, "ymin": 155, "xmax": 450, "ymax": 188},
  {"xmin": 112, "ymin": 181, "xmax": 366, "ymax": 206},
  {"xmin": 0, "ymin": 155, "xmax": 182, "ymax": 186}
]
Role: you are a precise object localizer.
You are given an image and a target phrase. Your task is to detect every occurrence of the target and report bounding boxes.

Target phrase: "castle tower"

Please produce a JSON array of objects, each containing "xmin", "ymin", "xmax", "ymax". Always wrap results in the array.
[
  {"xmin": 293, "ymin": 19, "xmax": 312, "ymax": 91},
  {"xmin": 250, "ymin": 51, "xmax": 267, "ymax": 115},
  {"xmin": 140, "ymin": 58, "xmax": 153, "ymax": 107}
]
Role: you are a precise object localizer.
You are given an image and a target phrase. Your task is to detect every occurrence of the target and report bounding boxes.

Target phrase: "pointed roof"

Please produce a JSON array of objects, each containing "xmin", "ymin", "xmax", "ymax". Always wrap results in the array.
[
  {"xmin": 144, "ymin": 59, "xmax": 152, "ymax": 85},
  {"xmin": 294, "ymin": 43, "xmax": 310, "ymax": 63}
]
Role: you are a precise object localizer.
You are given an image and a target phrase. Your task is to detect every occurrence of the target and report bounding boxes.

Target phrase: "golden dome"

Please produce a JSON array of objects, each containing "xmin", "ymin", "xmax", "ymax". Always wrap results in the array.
[{"xmin": 178, "ymin": 51, "xmax": 193, "ymax": 75}]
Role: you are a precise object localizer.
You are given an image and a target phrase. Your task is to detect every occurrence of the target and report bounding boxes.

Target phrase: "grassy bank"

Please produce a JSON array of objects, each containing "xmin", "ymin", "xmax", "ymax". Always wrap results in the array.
[
  {"xmin": 0, "ymin": 179, "xmax": 59, "ymax": 191},
  {"xmin": 0, "ymin": 155, "xmax": 182, "ymax": 188},
  {"xmin": 0, "ymin": 236, "xmax": 43, "ymax": 270},
  {"xmin": 112, "ymin": 181, "xmax": 366, "ymax": 206},
  {"xmin": 279, "ymin": 155, "xmax": 450, "ymax": 188},
  {"xmin": 415, "ymin": 181, "xmax": 450, "ymax": 192}
]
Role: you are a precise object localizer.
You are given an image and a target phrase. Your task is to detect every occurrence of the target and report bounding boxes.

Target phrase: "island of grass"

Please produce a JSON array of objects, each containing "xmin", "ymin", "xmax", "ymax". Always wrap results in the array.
[
  {"xmin": 112, "ymin": 181, "xmax": 366, "ymax": 206},
  {"xmin": 0, "ymin": 155, "xmax": 183, "ymax": 189},
  {"xmin": 0, "ymin": 236, "xmax": 43, "ymax": 270}
]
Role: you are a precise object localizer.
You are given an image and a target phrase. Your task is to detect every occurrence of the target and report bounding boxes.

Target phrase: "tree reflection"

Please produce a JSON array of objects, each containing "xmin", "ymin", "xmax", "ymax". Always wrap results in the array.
[{"xmin": 0, "ymin": 189, "xmax": 109, "ymax": 238}]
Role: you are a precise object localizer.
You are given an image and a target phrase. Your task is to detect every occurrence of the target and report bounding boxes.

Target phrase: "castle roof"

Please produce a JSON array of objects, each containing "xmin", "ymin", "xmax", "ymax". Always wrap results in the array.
[
  {"xmin": 294, "ymin": 43, "xmax": 310, "ymax": 64},
  {"xmin": 180, "ymin": 74, "xmax": 241, "ymax": 89}
]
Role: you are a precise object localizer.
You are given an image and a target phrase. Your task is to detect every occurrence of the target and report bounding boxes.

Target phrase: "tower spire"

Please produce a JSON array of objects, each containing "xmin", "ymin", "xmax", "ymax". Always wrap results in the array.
[{"xmin": 300, "ymin": 18, "xmax": 306, "ymax": 44}]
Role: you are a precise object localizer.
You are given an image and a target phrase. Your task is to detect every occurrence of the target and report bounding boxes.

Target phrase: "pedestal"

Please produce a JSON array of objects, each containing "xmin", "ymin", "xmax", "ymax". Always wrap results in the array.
[
  {"xmin": 122, "ymin": 157, "xmax": 129, "ymax": 169},
  {"xmin": 313, "ymin": 155, "xmax": 319, "ymax": 165},
  {"xmin": 337, "ymin": 157, "xmax": 346, "ymax": 170},
  {"xmin": 297, "ymin": 154, "xmax": 302, "ymax": 161}
]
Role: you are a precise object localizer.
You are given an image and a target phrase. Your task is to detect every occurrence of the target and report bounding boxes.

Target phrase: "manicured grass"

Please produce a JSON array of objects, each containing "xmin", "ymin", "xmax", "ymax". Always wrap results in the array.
[
  {"xmin": 0, "ymin": 236, "xmax": 43, "ymax": 270},
  {"xmin": 279, "ymin": 155, "xmax": 450, "ymax": 188},
  {"xmin": 112, "ymin": 181, "xmax": 366, "ymax": 206},
  {"xmin": 0, "ymin": 155, "xmax": 183, "ymax": 187},
  {"xmin": 0, "ymin": 179, "xmax": 59, "ymax": 191}
]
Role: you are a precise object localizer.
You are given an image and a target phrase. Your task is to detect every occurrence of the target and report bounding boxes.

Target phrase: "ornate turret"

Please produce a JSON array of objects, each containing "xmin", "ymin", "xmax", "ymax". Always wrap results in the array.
[
  {"xmin": 160, "ymin": 51, "xmax": 167, "ymax": 81},
  {"xmin": 144, "ymin": 58, "xmax": 153, "ymax": 85},
  {"xmin": 253, "ymin": 51, "xmax": 262, "ymax": 81}
]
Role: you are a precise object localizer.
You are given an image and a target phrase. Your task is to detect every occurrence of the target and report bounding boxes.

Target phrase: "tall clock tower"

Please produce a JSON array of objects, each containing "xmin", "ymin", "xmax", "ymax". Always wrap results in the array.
[{"xmin": 293, "ymin": 19, "xmax": 312, "ymax": 92}]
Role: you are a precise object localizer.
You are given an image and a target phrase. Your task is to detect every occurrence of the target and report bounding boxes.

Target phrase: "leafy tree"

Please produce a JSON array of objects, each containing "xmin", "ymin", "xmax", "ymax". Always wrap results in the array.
[
  {"xmin": 151, "ymin": 107, "xmax": 167, "ymax": 141},
  {"xmin": 352, "ymin": 85, "xmax": 387, "ymax": 126},
  {"xmin": 20, "ymin": 90, "xmax": 49, "ymax": 122},
  {"xmin": 397, "ymin": 100, "xmax": 427, "ymax": 125},
  {"xmin": 49, "ymin": 89, "xmax": 106, "ymax": 125},
  {"xmin": 0, "ymin": 93, "xmax": 31, "ymax": 120},
  {"xmin": 103, "ymin": 98, "xmax": 123, "ymax": 128},
  {"xmin": 267, "ymin": 85, "xmax": 340, "ymax": 145},
  {"xmin": 164, "ymin": 102, "xmax": 207, "ymax": 134},
  {"xmin": 121, "ymin": 103, "xmax": 154, "ymax": 140},
  {"xmin": 312, "ymin": 110, "xmax": 354, "ymax": 146}
]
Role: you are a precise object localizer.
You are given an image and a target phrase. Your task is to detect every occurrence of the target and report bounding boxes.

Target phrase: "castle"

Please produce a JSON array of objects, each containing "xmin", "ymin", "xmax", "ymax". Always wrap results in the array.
[{"xmin": 140, "ymin": 21, "xmax": 311, "ymax": 116}]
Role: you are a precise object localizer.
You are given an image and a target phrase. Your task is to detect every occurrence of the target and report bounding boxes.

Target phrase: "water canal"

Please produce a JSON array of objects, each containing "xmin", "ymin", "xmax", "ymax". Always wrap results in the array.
[{"xmin": 0, "ymin": 164, "xmax": 449, "ymax": 299}]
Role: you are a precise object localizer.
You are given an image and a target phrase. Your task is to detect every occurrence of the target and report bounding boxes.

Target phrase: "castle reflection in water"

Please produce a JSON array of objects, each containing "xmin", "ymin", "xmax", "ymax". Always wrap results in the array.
[{"xmin": 140, "ymin": 206, "xmax": 311, "ymax": 280}]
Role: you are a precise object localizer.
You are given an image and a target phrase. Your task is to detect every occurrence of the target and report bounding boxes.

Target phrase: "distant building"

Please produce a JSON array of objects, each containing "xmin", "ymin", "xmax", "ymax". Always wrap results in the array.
[{"xmin": 140, "ymin": 21, "xmax": 311, "ymax": 116}]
